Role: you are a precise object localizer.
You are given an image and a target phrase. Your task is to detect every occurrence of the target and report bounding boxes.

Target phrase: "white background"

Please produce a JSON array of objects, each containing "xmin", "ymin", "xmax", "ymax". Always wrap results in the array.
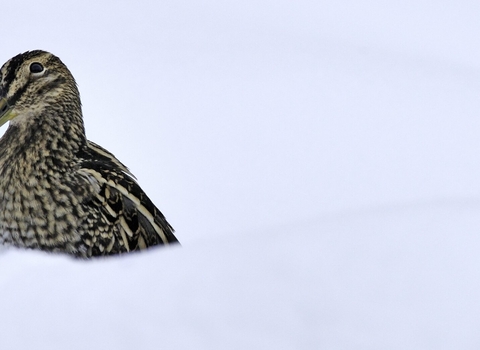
[{"xmin": 1, "ymin": 1, "xmax": 480, "ymax": 348}]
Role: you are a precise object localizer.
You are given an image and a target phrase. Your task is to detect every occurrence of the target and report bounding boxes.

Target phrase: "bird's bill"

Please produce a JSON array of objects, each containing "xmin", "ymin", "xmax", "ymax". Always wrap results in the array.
[{"xmin": 0, "ymin": 98, "xmax": 15, "ymax": 127}]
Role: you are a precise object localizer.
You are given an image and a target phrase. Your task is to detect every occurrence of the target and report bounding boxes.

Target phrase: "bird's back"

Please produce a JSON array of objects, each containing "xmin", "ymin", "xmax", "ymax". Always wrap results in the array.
[{"xmin": 74, "ymin": 141, "xmax": 178, "ymax": 257}]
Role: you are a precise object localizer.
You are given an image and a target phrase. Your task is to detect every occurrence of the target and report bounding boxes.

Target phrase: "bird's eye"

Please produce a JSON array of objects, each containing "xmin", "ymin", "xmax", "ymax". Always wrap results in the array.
[{"xmin": 29, "ymin": 62, "xmax": 44, "ymax": 74}]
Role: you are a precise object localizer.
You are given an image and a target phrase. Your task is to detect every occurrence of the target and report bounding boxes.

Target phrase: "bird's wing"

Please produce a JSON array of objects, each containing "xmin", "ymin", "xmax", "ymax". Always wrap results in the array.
[
  {"xmin": 75, "ymin": 143, "xmax": 177, "ymax": 256},
  {"xmin": 86, "ymin": 140, "xmax": 136, "ymax": 178}
]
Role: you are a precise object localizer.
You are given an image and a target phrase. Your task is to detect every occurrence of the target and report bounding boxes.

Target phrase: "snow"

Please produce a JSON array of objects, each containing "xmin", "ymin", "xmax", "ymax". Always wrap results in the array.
[
  {"xmin": 2, "ymin": 201, "xmax": 480, "ymax": 349},
  {"xmin": 1, "ymin": 1, "xmax": 480, "ymax": 349}
]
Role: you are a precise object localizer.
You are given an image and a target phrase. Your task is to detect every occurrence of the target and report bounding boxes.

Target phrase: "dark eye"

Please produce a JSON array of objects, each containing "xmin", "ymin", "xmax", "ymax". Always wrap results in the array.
[{"xmin": 29, "ymin": 62, "xmax": 44, "ymax": 74}]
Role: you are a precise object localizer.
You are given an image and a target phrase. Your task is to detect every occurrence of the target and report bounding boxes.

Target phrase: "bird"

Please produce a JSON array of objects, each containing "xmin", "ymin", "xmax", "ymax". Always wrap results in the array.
[{"xmin": 0, "ymin": 50, "xmax": 178, "ymax": 258}]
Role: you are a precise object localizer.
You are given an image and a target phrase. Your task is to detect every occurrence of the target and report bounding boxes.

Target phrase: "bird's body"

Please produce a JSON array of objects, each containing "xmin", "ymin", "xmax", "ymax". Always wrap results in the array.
[{"xmin": 0, "ymin": 50, "xmax": 178, "ymax": 258}]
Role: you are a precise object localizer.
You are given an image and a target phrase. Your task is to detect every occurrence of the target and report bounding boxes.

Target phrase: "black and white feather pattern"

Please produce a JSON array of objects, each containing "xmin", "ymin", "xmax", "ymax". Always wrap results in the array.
[{"xmin": 76, "ymin": 141, "xmax": 177, "ymax": 256}]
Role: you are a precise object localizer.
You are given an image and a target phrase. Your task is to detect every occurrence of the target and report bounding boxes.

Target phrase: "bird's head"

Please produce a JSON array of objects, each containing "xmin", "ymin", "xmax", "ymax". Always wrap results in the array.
[{"xmin": 0, "ymin": 50, "xmax": 80, "ymax": 128}]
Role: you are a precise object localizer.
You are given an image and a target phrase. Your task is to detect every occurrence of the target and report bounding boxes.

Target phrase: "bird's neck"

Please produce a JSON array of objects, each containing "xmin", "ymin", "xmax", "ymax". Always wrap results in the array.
[{"xmin": 0, "ymin": 108, "xmax": 87, "ymax": 176}]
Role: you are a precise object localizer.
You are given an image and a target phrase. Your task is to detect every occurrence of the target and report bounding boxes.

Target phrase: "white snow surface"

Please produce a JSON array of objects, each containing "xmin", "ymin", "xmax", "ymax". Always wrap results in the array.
[{"xmin": 1, "ymin": 1, "xmax": 480, "ymax": 348}]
